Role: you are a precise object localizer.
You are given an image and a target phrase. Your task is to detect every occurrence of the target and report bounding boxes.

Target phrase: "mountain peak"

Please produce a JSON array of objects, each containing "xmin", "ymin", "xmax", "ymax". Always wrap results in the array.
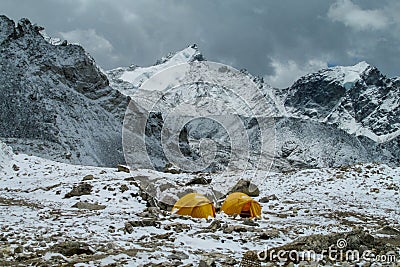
[
  {"xmin": 107, "ymin": 45, "xmax": 205, "ymax": 95},
  {"xmin": 297, "ymin": 61, "xmax": 375, "ymax": 90}
]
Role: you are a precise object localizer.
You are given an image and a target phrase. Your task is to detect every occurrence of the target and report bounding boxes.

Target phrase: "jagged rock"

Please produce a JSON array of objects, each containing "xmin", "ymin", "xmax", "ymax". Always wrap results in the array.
[
  {"xmin": 243, "ymin": 219, "xmax": 259, "ymax": 227},
  {"xmin": 206, "ymin": 220, "xmax": 222, "ymax": 231},
  {"xmin": 240, "ymin": 250, "xmax": 261, "ymax": 267},
  {"xmin": 117, "ymin": 164, "xmax": 130, "ymax": 173},
  {"xmin": 71, "ymin": 201, "xmax": 106, "ymax": 210},
  {"xmin": 127, "ymin": 219, "xmax": 160, "ymax": 228},
  {"xmin": 164, "ymin": 223, "xmax": 191, "ymax": 232},
  {"xmin": 124, "ymin": 222, "xmax": 134, "ymax": 234},
  {"xmin": 12, "ymin": 164, "xmax": 19, "ymax": 171},
  {"xmin": 64, "ymin": 183, "xmax": 93, "ymax": 198},
  {"xmin": 259, "ymin": 229, "xmax": 280, "ymax": 240},
  {"xmin": 51, "ymin": 241, "xmax": 94, "ymax": 256},
  {"xmin": 163, "ymin": 162, "xmax": 182, "ymax": 174},
  {"xmin": 259, "ymin": 194, "xmax": 278, "ymax": 203},
  {"xmin": 82, "ymin": 174, "xmax": 94, "ymax": 181},
  {"xmin": 0, "ymin": 15, "xmax": 128, "ymax": 167},
  {"xmin": 199, "ymin": 256, "xmax": 216, "ymax": 267},
  {"xmin": 119, "ymin": 184, "xmax": 129, "ymax": 193},
  {"xmin": 228, "ymin": 179, "xmax": 259, "ymax": 197},
  {"xmin": 377, "ymin": 226, "xmax": 400, "ymax": 236},
  {"xmin": 223, "ymin": 225, "xmax": 247, "ymax": 234},
  {"xmin": 185, "ymin": 176, "xmax": 212, "ymax": 186}
]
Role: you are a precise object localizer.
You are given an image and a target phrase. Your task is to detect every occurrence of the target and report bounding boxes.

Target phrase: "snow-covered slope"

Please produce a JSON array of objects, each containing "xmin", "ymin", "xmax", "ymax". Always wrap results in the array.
[
  {"xmin": 0, "ymin": 15, "xmax": 128, "ymax": 167},
  {"xmin": 0, "ymin": 149, "xmax": 398, "ymax": 266}
]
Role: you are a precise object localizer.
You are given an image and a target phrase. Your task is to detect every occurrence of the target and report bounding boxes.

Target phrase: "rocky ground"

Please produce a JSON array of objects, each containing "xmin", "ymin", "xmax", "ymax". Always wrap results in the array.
[{"xmin": 0, "ymin": 147, "xmax": 399, "ymax": 266}]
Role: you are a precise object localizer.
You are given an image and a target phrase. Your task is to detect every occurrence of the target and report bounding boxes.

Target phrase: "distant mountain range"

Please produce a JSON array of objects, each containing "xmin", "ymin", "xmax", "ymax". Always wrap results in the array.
[{"xmin": 1, "ymin": 15, "xmax": 399, "ymax": 171}]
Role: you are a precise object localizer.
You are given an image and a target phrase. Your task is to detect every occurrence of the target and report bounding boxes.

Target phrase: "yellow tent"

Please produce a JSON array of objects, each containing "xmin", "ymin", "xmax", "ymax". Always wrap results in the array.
[
  {"xmin": 221, "ymin": 192, "xmax": 261, "ymax": 218},
  {"xmin": 172, "ymin": 193, "xmax": 216, "ymax": 218}
]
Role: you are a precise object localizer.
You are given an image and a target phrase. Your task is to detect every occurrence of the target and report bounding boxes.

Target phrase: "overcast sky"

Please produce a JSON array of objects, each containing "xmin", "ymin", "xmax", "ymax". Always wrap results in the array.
[{"xmin": 1, "ymin": 0, "xmax": 399, "ymax": 88}]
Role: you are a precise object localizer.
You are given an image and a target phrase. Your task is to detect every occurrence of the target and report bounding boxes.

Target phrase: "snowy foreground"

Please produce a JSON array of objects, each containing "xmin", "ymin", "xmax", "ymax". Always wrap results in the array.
[{"xmin": 0, "ymin": 147, "xmax": 399, "ymax": 266}]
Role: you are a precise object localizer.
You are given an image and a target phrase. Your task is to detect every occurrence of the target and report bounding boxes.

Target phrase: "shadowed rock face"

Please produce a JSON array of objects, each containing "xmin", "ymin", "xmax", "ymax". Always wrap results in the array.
[{"xmin": 0, "ymin": 15, "xmax": 128, "ymax": 166}]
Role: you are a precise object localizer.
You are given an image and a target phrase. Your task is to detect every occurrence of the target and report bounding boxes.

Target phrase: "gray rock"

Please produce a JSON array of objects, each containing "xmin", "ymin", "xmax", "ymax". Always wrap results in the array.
[
  {"xmin": 228, "ymin": 179, "xmax": 260, "ymax": 197},
  {"xmin": 259, "ymin": 194, "xmax": 278, "ymax": 203},
  {"xmin": 0, "ymin": 15, "xmax": 127, "ymax": 167},
  {"xmin": 71, "ymin": 201, "xmax": 106, "ymax": 210},
  {"xmin": 82, "ymin": 174, "xmax": 94, "ymax": 181},
  {"xmin": 64, "ymin": 183, "xmax": 93, "ymax": 198},
  {"xmin": 51, "ymin": 241, "xmax": 94, "ymax": 256},
  {"xmin": 128, "ymin": 219, "xmax": 160, "ymax": 228},
  {"xmin": 199, "ymin": 257, "xmax": 216, "ymax": 267}
]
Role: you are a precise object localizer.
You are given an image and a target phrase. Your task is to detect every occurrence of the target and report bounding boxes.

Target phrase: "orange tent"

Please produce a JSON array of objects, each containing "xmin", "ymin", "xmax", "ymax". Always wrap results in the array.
[
  {"xmin": 172, "ymin": 193, "xmax": 216, "ymax": 218},
  {"xmin": 221, "ymin": 192, "xmax": 261, "ymax": 218}
]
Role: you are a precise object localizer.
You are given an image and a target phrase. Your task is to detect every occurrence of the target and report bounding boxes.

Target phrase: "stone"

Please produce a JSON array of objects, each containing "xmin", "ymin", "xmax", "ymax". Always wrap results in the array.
[
  {"xmin": 128, "ymin": 219, "xmax": 160, "ymax": 228},
  {"xmin": 206, "ymin": 220, "xmax": 221, "ymax": 231},
  {"xmin": 64, "ymin": 183, "xmax": 93, "ymax": 198},
  {"xmin": 185, "ymin": 177, "xmax": 212, "ymax": 186},
  {"xmin": 13, "ymin": 245, "xmax": 23, "ymax": 254},
  {"xmin": 117, "ymin": 164, "xmax": 130, "ymax": 173},
  {"xmin": 370, "ymin": 188, "xmax": 380, "ymax": 193},
  {"xmin": 163, "ymin": 162, "xmax": 182, "ymax": 174},
  {"xmin": 223, "ymin": 225, "xmax": 247, "ymax": 234},
  {"xmin": 12, "ymin": 164, "xmax": 19, "ymax": 171},
  {"xmin": 199, "ymin": 256, "xmax": 216, "ymax": 267},
  {"xmin": 71, "ymin": 201, "xmax": 106, "ymax": 210},
  {"xmin": 377, "ymin": 225, "xmax": 400, "ymax": 235},
  {"xmin": 82, "ymin": 174, "xmax": 94, "ymax": 181},
  {"xmin": 228, "ymin": 179, "xmax": 260, "ymax": 197},
  {"xmin": 120, "ymin": 184, "xmax": 129, "ymax": 193},
  {"xmin": 51, "ymin": 241, "xmax": 94, "ymax": 256},
  {"xmin": 240, "ymin": 251, "xmax": 261, "ymax": 267},
  {"xmin": 243, "ymin": 219, "xmax": 259, "ymax": 227},
  {"xmin": 125, "ymin": 222, "xmax": 134, "ymax": 234},
  {"xmin": 259, "ymin": 194, "xmax": 278, "ymax": 203},
  {"xmin": 259, "ymin": 230, "xmax": 280, "ymax": 240}
]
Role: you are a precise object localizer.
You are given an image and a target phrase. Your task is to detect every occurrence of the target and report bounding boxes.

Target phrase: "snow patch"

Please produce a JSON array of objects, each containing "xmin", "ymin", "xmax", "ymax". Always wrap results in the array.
[
  {"xmin": 112, "ymin": 46, "xmax": 199, "ymax": 96},
  {"xmin": 326, "ymin": 61, "xmax": 371, "ymax": 89}
]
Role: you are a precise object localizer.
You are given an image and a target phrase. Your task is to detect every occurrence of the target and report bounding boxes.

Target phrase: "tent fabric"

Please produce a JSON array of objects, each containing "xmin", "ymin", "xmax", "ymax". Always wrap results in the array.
[
  {"xmin": 172, "ymin": 193, "xmax": 216, "ymax": 218},
  {"xmin": 221, "ymin": 192, "xmax": 261, "ymax": 218}
]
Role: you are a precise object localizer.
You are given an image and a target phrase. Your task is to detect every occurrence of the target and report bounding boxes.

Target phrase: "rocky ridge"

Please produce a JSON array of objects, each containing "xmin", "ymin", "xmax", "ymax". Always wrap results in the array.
[{"xmin": 0, "ymin": 15, "xmax": 128, "ymax": 167}]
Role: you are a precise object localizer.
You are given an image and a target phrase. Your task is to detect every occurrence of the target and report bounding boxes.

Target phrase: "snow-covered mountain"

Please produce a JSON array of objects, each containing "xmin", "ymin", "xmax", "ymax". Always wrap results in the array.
[
  {"xmin": 283, "ymin": 61, "xmax": 400, "ymax": 143},
  {"xmin": 107, "ymin": 46, "xmax": 400, "ymax": 170},
  {"xmin": 106, "ymin": 45, "xmax": 205, "ymax": 96},
  {"xmin": 0, "ymin": 16, "xmax": 128, "ymax": 166},
  {"xmin": 1, "ymin": 14, "xmax": 399, "ymax": 171}
]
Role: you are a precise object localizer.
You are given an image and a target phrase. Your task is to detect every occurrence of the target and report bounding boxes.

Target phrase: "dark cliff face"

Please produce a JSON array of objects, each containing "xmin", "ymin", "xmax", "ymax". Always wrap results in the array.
[{"xmin": 0, "ymin": 16, "xmax": 128, "ymax": 166}]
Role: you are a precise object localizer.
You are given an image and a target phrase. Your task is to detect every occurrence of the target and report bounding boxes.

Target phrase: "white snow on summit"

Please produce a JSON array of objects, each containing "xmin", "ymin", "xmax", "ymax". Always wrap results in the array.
[
  {"xmin": 313, "ymin": 61, "xmax": 371, "ymax": 90},
  {"xmin": 113, "ymin": 46, "xmax": 199, "ymax": 95}
]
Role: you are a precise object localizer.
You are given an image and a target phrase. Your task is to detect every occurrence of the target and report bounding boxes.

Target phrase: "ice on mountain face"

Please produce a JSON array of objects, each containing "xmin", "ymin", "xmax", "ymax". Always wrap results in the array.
[
  {"xmin": 39, "ymin": 29, "xmax": 63, "ymax": 45},
  {"xmin": 304, "ymin": 61, "xmax": 371, "ymax": 90},
  {"xmin": 108, "ymin": 46, "xmax": 202, "ymax": 96}
]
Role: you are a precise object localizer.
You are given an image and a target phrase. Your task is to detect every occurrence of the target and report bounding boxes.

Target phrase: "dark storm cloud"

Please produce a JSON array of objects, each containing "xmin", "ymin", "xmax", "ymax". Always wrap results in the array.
[{"xmin": 1, "ymin": 0, "xmax": 399, "ymax": 88}]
